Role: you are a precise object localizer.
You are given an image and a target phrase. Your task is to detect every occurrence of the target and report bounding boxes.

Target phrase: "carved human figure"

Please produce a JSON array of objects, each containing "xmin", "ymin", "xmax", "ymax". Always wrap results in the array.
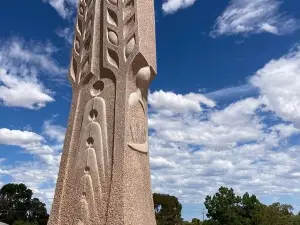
[{"xmin": 128, "ymin": 66, "xmax": 151, "ymax": 153}]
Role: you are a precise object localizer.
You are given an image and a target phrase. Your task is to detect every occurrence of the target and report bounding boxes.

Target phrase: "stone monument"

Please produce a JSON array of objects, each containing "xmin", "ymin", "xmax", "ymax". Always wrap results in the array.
[{"xmin": 47, "ymin": 0, "xmax": 157, "ymax": 224}]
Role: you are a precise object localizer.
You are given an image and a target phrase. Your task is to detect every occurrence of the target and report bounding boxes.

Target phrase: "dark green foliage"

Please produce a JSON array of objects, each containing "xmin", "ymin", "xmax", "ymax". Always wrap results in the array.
[
  {"xmin": 291, "ymin": 215, "xmax": 300, "ymax": 225},
  {"xmin": 201, "ymin": 219, "xmax": 220, "ymax": 225},
  {"xmin": 153, "ymin": 193, "xmax": 183, "ymax": 225},
  {"xmin": 204, "ymin": 186, "xmax": 264, "ymax": 225},
  {"xmin": 204, "ymin": 186, "xmax": 243, "ymax": 225},
  {"xmin": 256, "ymin": 202, "xmax": 294, "ymax": 225},
  {"xmin": 0, "ymin": 183, "xmax": 49, "ymax": 225},
  {"xmin": 182, "ymin": 218, "xmax": 202, "ymax": 225},
  {"xmin": 27, "ymin": 198, "xmax": 49, "ymax": 225},
  {"xmin": 191, "ymin": 218, "xmax": 201, "ymax": 225},
  {"xmin": 0, "ymin": 183, "xmax": 32, "ymax": 224}
]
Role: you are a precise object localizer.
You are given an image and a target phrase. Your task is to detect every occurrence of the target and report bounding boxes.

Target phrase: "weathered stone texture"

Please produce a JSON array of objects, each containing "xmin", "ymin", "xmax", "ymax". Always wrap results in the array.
[{"xmin": 47, "ymin": 0, "xmax": 157, "ymax": 224}]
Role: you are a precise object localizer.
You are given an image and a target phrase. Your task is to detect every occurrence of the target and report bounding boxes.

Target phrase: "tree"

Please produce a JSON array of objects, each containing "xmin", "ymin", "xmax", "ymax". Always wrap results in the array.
[
  {"xmin": 182, "ymin": 221, "xmax": 192, "ymax": 225},
  {"xmin": 153, "ymin": 193, "xmax": 183, "ymax": 225},
  {"xmin": 256, "ymin": 202, "xmax": 294, "ymax": 225},
  {"xmin": 201, "ymin": 219, "xmax": 219, "ymax": 225},
  {"xmin": 0, "ymin": 183, "xmax": 32, "ymax": 224},
  {"xmin": 191, "ymin": 218, "xmax": 201, "ymax": 225},
  {"xmin": 28, "ymin": 198, "xmax": 49, "ymax": 225},
  {"xmin": 0, "ymin": 183, "xmax": 49, "ymax": 225},
  {"xmin": 291, "ymin": 215, "xmax": 300, "ymax": 225},
  {"xmin": 204, "ymin": 187, "xmax": 243, "ymax": 225},
  {"xmin": 240, "ymin": 192, "xmax": 264, "ymax": 225},
  {"xmin": 204, "ymin": 186, "xmax": 263, "ymax": 225}
]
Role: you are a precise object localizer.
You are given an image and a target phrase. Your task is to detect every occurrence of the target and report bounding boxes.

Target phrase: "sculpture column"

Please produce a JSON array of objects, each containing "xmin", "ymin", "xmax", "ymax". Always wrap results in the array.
[{"xmin": 47, "ymin": 0, "xmax": 157, "ymax": 224}]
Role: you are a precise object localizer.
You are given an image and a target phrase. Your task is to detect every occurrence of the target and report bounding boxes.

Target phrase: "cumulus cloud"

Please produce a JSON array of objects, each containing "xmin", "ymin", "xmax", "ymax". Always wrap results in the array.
[
  {"xmin": 3, "ymin": 42, "xmax": 300, "ymax": 215},
  {"xmin": 1, "ymin": 38, "xmax": 67, "ymax": 77},
  {"xmin": 211, "ymin": 0, "xmax": 299, "ymax": 37},
  {"xmin": 0, "ymin": 70, "xmax": 54, "ymax": 109},
  {"xmin": 0, "ymin": 129, "xmax": 44, "ymax": 146},
  {"xmin": 162, "ymin": 0, "xmax": 197, "ymax": 14},
  {"xmin": 148, "ymin": 45, "xmax": 300, "ymax": 205},
  {"xmin": 0, "ymin": 38, "xmax": 66, "ymax": 109},
  {"xmin": 43, "ymin": 120, "xmax": 66, "ymax": 143},
  {"xmin": 0, "ymin": 121, "xmax": 66, "ymax": 210},
  {"xmin": 0, "ymin": 128, "xmax": 56, "ymax": 165},
  {"xmin": 251, "ymin": 46, "xmax": 300, "ymax": 127},
  {"xmin": 43, "ymin": 0, "xmax": 78, "ymax": 19},
  {"xmin": 0, "ymin": 162, "xmax": 59, "ymax": 209},
  {"xmin": 149, "ymin": 90, "xmax": 215, "ymax": 116}
]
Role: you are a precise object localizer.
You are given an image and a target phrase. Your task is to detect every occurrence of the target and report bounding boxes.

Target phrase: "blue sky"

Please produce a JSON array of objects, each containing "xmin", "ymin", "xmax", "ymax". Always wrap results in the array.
[{"xmin": 1, "ymin": 0, "xmax": 300, "ymax": 222}]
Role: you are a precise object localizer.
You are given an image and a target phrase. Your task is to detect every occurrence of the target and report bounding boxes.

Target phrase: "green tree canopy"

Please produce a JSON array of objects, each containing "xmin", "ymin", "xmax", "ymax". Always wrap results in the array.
[
  {"xmin": 291, "ymin": 215, "xmax": 300, "ymax": 225},
  {"xmin": 153, "ymin": 193, "xmax": 183, "ymax": 225},
  {"xmin": 204, "ymin": 186, "xmax": 263, "ymax": 225},
  {"xmin": 191, "ymin": 218, "xmax": 201, "ymax": 225},
  {"xmin": 0, "ymin": 183, "xmax": 49, "ymax": 225},
  {"xmin": 256, "ymin": 202, "xmax": 294, "ymax": 225}
]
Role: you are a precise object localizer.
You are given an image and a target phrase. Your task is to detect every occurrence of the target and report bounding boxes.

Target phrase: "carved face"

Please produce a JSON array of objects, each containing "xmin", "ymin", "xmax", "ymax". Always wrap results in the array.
[{"xmin": 136, "ymin": 66, "xmax": 151, "ymax": 89}]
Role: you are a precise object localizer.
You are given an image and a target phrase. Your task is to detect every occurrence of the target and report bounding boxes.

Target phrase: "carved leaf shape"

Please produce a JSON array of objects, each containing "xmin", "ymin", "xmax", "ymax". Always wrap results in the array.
[
  {"xmin": 86, "ymin": 16, "xmax": 93, "ymax": 34},
  {"xmin": 124, "ymin": 0, "xmax": 134, "ymax": 19},
  {"xmin": 124, "ymin": 15, "xmax": 135, "ymax": 36},
  {"xmin": 108, "ymin": 30, "xmax": 118, "ymax": 45},
  {"xmin": 79, "ymin": 3, "xmax": 85, "ymax": 16},
  {"xmin": 75, "ymin": 37, "xmax": 80, "ymax": 54},
  {"xmin": 77, "ymin": 18, "xmax": 83, "ymax": 35},
  {"xmin": 84, "ymin": 33, "xmax": 92, "ymax": 50},
  {"xmin": 107, "ymin": 8, "xmax": 118, "ymax": 26},
  {"xmin": 108, "ymin": 0, "xmax": 118, "ymax": 5},
  {"xmin": 82, "ymin": 57, "xmax": 90, "ymax": 75},
  {"xmin": 85, "ymin": 0, "xmax": 92, "ymax": 6},
  {"xmin": 125, "ymin": 36, "xmax": 135, "ymax": 58},
  {"xmin": 71, "ymin": 57, "xmax": 78, "ymax": 81},
  {"xmin": 107, "ymin": 49, "xmax": 119, "ymax": 68}
]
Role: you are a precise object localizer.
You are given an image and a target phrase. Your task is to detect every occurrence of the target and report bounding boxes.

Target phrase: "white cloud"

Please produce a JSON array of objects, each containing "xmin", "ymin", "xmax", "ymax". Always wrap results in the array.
[
  {"xmin": 210, "ymin": 97, "xmax": 262, "ymax": 127},
  {"xmin": 162, "ymin": 0, "xmax": 197, "ymax": 14},
  {"xmin": 147, "ymin": 47, "xmax": 300, "ymax": 204},
  {"xmin": 1, "ymin": 162, "xmax": 59, "ymax": 210},
  {"xmin": 211, "ymin": 0, "xmax": 299, "ymax": 37},
  {"xmin": 43, "ymin": 0, "xmax": 77, "ymax": 19},
  {"xmin": 0, "ymin": 122, "xmax": 66, "ymax": 209},
  {"xmin": 0, "ymin": 70, "xmax": 54, "ymax": 109},
  {"xmin": 0, "ymin": 128, "xmax": 44, "ymax": 146},
  {"xmin": 3, "ymin": 43, "xmax": 300, "ymax": 215},
  {"xmin": 149, "ymin": 90, "xmax": 215, "ymax": 116},
  {"xmin": 149, "ymin": 92, "xmax": 264, "ymax": 150},
  {"xmin": 43, "ymin": 120, "xmax": 66, "ymax": 143},
  {"xmin": 0, "ymin": 38, "xmax": 67, "ymax": 109},
  {"xmin": 147, "ymin": 44, "xmax": 300, "ymax": 207},
  {"xmin": 0, "ymin": 128, "xmax": 57, "ymax": 166},
  {"xmin": 3, "ymin": 38, "xmax": 66, "ymax": 77},
  {"xmin": 205, "ymin": 84, "xmax": 258, "ymax": 101},
  {"xmin": 260, "ymin": 23, "xmax": 278, "ymax": 34},
  {"xmin": 56, "ymin": 27, "xmax": 74, "ymax": 44},
  {"xmin": 251, "ymin": 46, "xmax": 300, "ymax": 127}
]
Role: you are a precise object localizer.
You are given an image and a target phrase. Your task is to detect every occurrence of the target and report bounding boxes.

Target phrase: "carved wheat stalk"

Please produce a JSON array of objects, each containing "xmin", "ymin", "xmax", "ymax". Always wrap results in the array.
[
  {"xmin": 70, "ymin": 0, "xmax": 94, "ymax": 83},
  {"xmin": 105, "ymin": 0, "xmax": 137, "ymax": 71}
]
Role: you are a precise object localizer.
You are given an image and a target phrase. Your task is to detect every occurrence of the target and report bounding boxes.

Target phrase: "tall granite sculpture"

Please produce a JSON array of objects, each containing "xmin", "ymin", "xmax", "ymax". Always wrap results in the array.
[{"xmin": 47, "ymin": 0, "xmax": 157, "ymax": 224}]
